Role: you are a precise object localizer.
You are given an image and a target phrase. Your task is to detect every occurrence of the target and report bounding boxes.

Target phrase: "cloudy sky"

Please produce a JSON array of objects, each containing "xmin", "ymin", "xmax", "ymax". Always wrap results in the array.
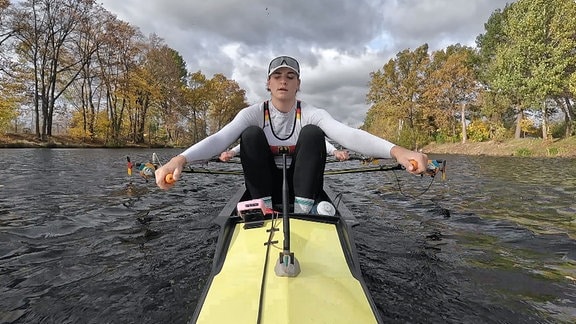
[{"xmin": 99, "ymin": 0, "xmax": 512, "ymax": 127}]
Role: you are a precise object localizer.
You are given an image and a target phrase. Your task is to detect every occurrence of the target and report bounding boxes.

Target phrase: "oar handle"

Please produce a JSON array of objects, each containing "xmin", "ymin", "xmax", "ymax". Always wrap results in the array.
[
  {"xmin": 409, "ymin": 159, "xmax": 419, "ymax": 170},
  {"xmin": 409, "ymin": 159, "xmax": 447, "ymax": 179},
  {"xmin": 165, "ymin": 173, "xmax": 176, "ymax": 184}
]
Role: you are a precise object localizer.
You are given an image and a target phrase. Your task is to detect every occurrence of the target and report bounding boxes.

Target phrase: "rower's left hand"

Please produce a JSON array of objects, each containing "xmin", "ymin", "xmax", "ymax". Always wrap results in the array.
[{"xmin": 390, "ymin": 146, "xmax": 428, "ymax": 175}]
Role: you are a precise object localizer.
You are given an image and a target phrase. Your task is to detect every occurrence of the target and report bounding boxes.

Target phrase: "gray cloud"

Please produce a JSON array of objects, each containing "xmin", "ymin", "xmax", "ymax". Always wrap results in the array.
[
  {"xmin": 145, "ymin": 0, "xmax": 385, "ymax": 49},
  {"xmin": 100, "ymin": 0, "xmax": 512, "ymax": 128}
]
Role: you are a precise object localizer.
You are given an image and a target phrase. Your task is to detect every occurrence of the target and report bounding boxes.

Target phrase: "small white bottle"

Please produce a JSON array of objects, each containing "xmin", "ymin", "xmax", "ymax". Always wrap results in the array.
[{"xmin": 314, "ymin": 201, "xmax": 336, "ymax": 216}]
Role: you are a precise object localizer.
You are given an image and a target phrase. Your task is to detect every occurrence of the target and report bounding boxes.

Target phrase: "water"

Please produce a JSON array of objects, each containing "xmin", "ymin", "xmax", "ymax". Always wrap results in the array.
[{"xmin": 0, "ymin": 149, "xmax": 575, "ymax": 323}]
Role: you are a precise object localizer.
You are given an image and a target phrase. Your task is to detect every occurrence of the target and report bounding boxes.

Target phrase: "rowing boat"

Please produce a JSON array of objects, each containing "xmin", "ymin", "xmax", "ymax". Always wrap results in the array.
[
  {"xmin": 136, "ymin": 153, "xmax": 445, "ymax": 323},
  {"xmin": 190, "ymin": 186, "xmax": 383, "ymax": 323}
]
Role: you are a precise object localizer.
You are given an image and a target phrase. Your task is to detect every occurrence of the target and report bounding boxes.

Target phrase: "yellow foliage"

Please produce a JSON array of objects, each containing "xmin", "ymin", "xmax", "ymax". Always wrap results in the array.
[
  {"xmin": 519, "ymin": 118, "xmax": 539, "ymax": 136},
  {"xmin": 467, "ymin": 120, "xmax": 491, "ymax": 142},
  {"xmin": 68, "ymin": 110, "xmax": 110, "ymax": 140},
  {"xmin": 0, "ymin": 97, "xmax": 18, "ymax": 132}
]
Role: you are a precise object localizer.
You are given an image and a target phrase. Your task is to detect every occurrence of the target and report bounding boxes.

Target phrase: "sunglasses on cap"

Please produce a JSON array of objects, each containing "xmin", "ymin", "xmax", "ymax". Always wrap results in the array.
[{"xmin": 268, "ymin": 56, "xmax": 300, "ymax": 77}]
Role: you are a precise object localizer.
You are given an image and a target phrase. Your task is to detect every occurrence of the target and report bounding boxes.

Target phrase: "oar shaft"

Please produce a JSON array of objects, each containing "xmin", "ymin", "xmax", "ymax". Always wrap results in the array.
[
  {"xmin": 180, "ymin": 165, "xmax": 405, "ymax": 175},
  {"xmin": 324, "ymin": 164, "xmax": 403, "ymax": 175},
  {"xmin": 175, "ymin": 158, "xmax": 444, "ymax": 177}
]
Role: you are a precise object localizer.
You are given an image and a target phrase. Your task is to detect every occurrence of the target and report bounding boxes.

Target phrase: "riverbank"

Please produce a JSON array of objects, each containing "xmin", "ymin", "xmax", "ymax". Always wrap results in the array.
[
  {"xmin": 2, "ymin": 133, "xmax": 575, "ymax": 157},
  {"xmin": 423, "ymin": 137, "xmax": 576, "ymax": 158},
  {"xmin": 0, "ymin": 133, "xmax": 158, "ymax": 149}
]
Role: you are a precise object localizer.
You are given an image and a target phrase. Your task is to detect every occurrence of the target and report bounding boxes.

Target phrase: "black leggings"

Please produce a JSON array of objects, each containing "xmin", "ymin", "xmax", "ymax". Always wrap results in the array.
[{"xmin": 240, "ymin": 125, "xmax": 327, "ymax": 205}]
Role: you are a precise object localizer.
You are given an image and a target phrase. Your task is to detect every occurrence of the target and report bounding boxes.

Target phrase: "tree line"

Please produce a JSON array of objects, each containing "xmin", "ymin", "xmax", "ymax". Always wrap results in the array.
[
  {"xmin": 0, "ymin": 0, "xmax": 246, "ymax": 146},
  {"xmin": 1, "ymin": 0, "xmax": 575, "ymax": 149},
  {"xmin": 364, "ymin": 0, "xmax": 576, "ymax": 149}
]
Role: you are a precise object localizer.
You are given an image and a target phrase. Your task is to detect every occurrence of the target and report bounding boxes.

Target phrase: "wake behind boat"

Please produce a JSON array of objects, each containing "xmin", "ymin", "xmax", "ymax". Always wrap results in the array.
[{"xmin": 190, "ymin": 187, "xmax": 383, "ymax": 324}]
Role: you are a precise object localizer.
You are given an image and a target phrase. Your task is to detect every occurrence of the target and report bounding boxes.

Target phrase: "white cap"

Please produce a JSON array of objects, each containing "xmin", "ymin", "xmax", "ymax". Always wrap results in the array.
[{"xmin": 268, "ymin": 56, "xmax": 300, "ymax": 76}]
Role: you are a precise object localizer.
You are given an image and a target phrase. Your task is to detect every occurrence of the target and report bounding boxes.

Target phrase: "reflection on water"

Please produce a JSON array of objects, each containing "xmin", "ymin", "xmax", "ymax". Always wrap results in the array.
[{"xmin": 0, "ymin": 149, "xmax": 575, "ymax": 323}]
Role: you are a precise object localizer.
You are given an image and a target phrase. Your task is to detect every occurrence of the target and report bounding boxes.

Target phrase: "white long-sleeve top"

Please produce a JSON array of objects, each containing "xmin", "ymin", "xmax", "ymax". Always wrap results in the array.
[
  {"xmin": 228, "ymin": 140, "xmax": 338, "ymax": 156},
  {"xmin": 180, "ymin": 100, "xmax": 396, "ymax": 164}
]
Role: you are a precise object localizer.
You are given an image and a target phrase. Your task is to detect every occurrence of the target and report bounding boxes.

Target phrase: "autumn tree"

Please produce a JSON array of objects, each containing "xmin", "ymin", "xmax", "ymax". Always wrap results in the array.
[
  {"xmin": 10, "ymin": 0, "xmax": 99, "ymax": 140},
  {"xmin": 141, "ymin": 37, "xmax": 188, "ymax": 145},
  {"xmin": 0, "ymin": 0, "xmax": 13, "ymax": 48},
  {"xmin": 0, "ymin": 81, "xmax": 19, "ymax": 132},
  {"xmin": 205, "ymin": 73, "xmax": 246, "ymax": 134},
  {"xmin": 185, "ymin": 71, "xmax": 210, "ymax": 143},
  {"xmin": 1, "ymin": 1, "xmax": 33, "ymax": 132},
  {"xmin": 0, "ymin": 0, "xmax": 18, "ymax": 132},
  {"xmin": 423, "ymin": 44, "xmax": 480, "ymax": 143},
  {"xmin": 0, "ymin": 0, "xmax": 13, "ymax": 47},
  {"xmin": 65, "ymin": 5, "xmax": 115, "ymax": 141},
  {"xmin": 94, "ymin": 17, "xmax": 143, "ymax": 144},
  {"xmin": 365, "ymin": 44, "xmax": 430, "ymax": 149},
  {"xmin": 2, "ymin": 1, "xmax": 250, "ymax": 147}
]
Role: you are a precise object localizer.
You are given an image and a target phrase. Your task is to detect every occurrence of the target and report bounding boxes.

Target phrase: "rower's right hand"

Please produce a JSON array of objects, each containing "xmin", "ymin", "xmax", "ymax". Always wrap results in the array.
[
  {"xmin": 390, "ymin": 146, "xmax": 428, "ymax": 175},
  {"xmin": 333, "ymin": 149, "xmax": 349, "ymax": 161},
  {"xmin": 155, "ymin": 155, "xmax": 186, "ymax": 190}
]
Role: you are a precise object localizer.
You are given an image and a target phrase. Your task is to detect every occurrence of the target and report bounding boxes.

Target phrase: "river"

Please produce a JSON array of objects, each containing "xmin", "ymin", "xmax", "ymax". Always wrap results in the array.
[{"xmin": 0, "ymin": 148, "xmax": 574, "ymax": 323}]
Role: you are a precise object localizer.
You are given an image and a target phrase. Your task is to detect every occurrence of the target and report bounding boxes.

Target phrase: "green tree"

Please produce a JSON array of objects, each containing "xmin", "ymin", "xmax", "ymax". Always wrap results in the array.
[
  {"xmin": 484, "ymin": 0, "xmax": 576, "ymax": 139},
  {"xmin": 477, "ymin": 4, "xmax": 524, "ymax": 139}
]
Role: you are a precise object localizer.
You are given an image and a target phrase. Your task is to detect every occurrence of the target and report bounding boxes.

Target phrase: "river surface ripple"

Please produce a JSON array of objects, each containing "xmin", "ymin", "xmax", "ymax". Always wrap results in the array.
[{"xmin": 0, "ymin": 149, "xmax": 574, "ymax": 323}]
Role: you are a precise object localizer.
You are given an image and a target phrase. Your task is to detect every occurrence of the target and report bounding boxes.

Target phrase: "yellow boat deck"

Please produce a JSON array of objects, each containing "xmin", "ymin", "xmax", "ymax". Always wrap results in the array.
[{"xmin": 195, "ymin": 217, "xmax": 379, "ymax": 323}]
